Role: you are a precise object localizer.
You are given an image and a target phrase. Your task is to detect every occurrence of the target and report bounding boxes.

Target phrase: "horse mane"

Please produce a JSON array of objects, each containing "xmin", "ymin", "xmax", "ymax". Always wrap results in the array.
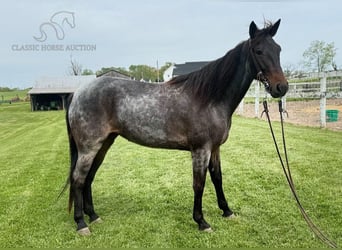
[
  {"xmin": 167, "ymin": 41, "xmax": 245, "ymax": 105},
  {"xmin": 261, "ymin": 20, "xmax": 275, "ymax": 36}
]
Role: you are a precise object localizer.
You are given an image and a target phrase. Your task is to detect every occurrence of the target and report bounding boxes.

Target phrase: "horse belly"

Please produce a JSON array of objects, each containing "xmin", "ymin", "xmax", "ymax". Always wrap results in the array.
[
  {"xmin": 119, "ymin": 120, "xmax": 188, "ymax": 150},
  {"xmin": 116, "ymin": 96, "xmax": 188, "ymax": 150}
]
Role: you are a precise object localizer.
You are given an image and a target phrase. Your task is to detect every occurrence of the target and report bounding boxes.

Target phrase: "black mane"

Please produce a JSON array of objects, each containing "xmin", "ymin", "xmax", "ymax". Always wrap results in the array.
[
  {"xmin": 167, "ymin": 41, "xmax": 246, "ymax": 105},
  {"xmin": 167, "ymin": 21, "xmax": 280, "ymax": 106}
]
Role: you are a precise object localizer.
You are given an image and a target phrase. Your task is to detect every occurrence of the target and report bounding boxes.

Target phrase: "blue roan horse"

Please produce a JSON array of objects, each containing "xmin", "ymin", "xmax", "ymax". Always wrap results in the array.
[{"xmin": 66, "ymin": 19, "xmax": 288, "ymax": 235}]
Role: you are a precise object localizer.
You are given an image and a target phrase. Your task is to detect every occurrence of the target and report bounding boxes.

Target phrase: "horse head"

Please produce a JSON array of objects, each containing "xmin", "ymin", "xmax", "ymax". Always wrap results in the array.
[{"xmin": 249, "ymin": 19, "xmax": 288, "ymax": 98}]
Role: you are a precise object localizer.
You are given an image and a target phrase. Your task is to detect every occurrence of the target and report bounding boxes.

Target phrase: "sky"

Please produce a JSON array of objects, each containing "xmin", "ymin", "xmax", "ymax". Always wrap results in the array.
[{"xmin": 1, "ymin": 0, "xmax": 341, "ymax": 89}]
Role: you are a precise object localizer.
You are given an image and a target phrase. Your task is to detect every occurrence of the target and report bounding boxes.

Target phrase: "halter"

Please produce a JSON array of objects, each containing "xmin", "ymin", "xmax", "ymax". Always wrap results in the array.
[{"xmin": 249, "ymin": 39, "xmax": 270, "ymax": 92}]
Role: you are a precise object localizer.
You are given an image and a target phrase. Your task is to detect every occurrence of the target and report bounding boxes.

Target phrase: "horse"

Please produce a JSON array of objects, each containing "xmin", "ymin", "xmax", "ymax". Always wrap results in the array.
[{"xmin": 65, "ymin": 19, "xmax": 288, "ymax": 235}]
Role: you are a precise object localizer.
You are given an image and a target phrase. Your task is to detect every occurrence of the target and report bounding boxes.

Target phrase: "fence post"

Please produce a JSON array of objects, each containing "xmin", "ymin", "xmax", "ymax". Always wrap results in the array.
[
  {"xmin": 238, "ymin": 98, "xmax": 244, "ymax": 115},
  {"xmin": 254, "ymin": 81, "xmax": 260, "ymax": 117},
  {"xmin": 282, "ymin": 95, "xmax": 287, "ymax": 112},
  {"xmin": 320, "ymin": 74, "xmax": 326, "ymax": 128}
]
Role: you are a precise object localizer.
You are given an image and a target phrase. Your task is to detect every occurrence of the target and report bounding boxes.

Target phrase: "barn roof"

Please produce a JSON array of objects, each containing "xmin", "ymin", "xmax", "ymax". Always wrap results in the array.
[
  {"xmin": 173, "ymin": 61, "xmax": 210, "ymax": 76},
  {"xmin": 28, "ymin": 75, "xmax": 96, "ymax": 94},
  {"xmin": 96, "ymin": 69, "xmax": 131, "ymax": 78}
]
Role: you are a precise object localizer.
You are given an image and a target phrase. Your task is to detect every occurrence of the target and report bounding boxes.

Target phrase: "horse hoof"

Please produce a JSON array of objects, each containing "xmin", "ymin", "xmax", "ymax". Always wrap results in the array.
[
  {"xmin": 91, "ymin": 217, "xmax": 103, "ymax": 224},
  {"xmin": 224, "ymin": 213, "xmax": 237, "ymax": 220},
  {"xmin": 203, "ymin": 227, "xmax": 213, "ymax": 233},
  {"xmin": 77, "ymin": 227, "xmax": 91, "ymax": 236},
  {"xmin": 227, "ymin": 213, "xmax": 236, "ymax": 219}
]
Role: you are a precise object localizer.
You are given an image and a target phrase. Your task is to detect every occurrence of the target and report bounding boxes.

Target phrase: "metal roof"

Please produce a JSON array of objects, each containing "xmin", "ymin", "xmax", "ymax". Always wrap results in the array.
[
  {"xmin": 173, "ymin": 61, "xmax": 210, "ymax": 76},
  {"xmin": 28, "ymin": 75, "xmax": 96, "ymax": 94}
]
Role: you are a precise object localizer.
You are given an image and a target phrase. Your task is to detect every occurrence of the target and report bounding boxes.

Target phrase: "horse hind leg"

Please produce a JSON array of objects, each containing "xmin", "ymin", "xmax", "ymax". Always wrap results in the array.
[
  {"xmin": 71, "ymin": 150, "xmax": 98, "ymax": 236},
  {"xmin": 83, "ymin": 133, "xmax": 118, "ymax": 224},
  {"xmin": 72, "ymin": 133, "xmax": 117, "ymax": 236}
]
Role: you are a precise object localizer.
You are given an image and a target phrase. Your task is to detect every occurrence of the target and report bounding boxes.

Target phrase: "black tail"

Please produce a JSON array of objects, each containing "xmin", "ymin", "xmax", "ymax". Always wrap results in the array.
[{"xmin": 57, "ymin": 94, "xmax": 78, "ymax": 213}]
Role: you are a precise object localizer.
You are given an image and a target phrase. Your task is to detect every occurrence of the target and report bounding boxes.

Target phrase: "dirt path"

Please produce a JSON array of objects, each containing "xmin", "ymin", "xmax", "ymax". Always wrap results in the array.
[{"xmin": 237, "ymin": 99, "xmax": 342, "ymax": 131}]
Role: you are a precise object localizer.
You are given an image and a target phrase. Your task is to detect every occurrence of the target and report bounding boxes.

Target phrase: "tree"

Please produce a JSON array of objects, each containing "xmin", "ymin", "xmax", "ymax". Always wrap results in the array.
[
  {"xmin": 129, "ymin": 65, "xmax": 157, "ymax": 82},
  {"xmin": 128, "ymin": 62, "xmax": 173, "ymax": 82},
  {"xmin": 68, "ymin": 56, "xmax": 82, "ymax": 75},
  {"xmin": 82, "ymin": 69, "xmax": 94, "ymax": 75},
  {"xmin": 94, "ymin": 62, "xmax": 174, "ymax": 82},
  {"xmin": 303, "ymin": 40, "xmax": 337, "ymax": 72},
  {"xmin": 283, "ymin": 63, "xmax": 296, "ymax": 78},
  {"xmin": 282, "ymin": 63, "xmax": 306, "ymax": 79}
]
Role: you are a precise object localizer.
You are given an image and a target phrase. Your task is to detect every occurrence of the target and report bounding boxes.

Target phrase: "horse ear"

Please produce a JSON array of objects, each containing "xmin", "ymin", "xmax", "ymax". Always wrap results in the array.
[
  {"xmin": 269, "ymin": 19, "xmax": 281, "ymax": 37},
  {"xmin": 249, "ymin": 21, "xmax": 258, "ymax": 39}
]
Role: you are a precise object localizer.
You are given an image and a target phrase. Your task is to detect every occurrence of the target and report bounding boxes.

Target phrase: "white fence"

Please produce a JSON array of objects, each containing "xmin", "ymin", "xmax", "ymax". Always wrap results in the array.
[{"xmin": 238, "ymin": 70, "xmax": 342, "ymax": 128}]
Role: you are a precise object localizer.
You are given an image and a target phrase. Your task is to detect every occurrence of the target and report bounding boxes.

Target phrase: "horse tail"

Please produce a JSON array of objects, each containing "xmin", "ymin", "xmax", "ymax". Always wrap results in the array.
[
  {"xmin": 57, "ymin": 94, "xmax": 78, "ymax": 213},
  {"xmin": 66, "ymin": 94, "xmax": 78, "ymax": 213}
]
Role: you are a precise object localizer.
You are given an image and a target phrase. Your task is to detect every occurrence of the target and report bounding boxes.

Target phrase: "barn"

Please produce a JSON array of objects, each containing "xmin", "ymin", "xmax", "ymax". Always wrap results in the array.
[
  {"xmin": 28, "ymin": 75, "xmax": 96, "ymax": 111},
  {"xmin": 28, "ymin": 69, "xmax": 131, "ymax": 111}
]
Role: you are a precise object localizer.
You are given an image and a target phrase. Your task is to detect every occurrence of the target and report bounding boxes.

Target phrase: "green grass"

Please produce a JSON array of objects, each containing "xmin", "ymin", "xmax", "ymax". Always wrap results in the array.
[
  {"xmin": 0, "ymin": 89, "xmax": 30, "ymax": 102},
  {"xmin": 0, "ymin": 102, "xmax": 341, "ymax": 248}
]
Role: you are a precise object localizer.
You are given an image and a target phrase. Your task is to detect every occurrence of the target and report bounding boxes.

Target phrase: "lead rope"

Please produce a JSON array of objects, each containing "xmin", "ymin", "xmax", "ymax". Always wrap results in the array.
[{"xmin": 262, "ymin": 99, "xmax": 338, "ymax": 248}]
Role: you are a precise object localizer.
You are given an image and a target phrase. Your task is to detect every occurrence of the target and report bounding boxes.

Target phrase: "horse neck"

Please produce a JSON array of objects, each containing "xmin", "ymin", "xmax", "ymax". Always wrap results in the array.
[
  {"xmin": 167, "ymin": 40, "xmax": 255, "ymax": 115},
  {"xmin": 220, "ymin": 41, "xmax": 255, "ymax": 115}
]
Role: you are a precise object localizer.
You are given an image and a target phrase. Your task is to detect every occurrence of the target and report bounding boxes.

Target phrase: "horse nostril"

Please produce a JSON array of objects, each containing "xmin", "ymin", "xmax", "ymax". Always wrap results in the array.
[{"xmin": 276, "ymin": 83, "xmax": 288, "ymax": 96}]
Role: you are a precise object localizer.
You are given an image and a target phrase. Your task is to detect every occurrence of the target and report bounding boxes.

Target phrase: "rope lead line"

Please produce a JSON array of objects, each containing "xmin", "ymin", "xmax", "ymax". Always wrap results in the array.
[{"xmin": 263, "ymin": 100, "xmax": 338, "ymax": 248}]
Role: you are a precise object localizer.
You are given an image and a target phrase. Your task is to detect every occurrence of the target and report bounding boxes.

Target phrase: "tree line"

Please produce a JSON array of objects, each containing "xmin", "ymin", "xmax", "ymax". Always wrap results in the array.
[
  {"xmin": 69, "ymin": 39, "xmax": 339, "ymax": 81},
  {"xmin": 69, "ymin": 56, "xmax": 172, "ymax": 82}
]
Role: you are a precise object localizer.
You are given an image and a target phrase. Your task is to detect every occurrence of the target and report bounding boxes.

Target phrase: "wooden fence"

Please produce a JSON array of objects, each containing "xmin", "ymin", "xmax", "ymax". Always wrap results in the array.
[{"xmin": 238, "ymin": 70, "xmax": 342, "ymax": 128}]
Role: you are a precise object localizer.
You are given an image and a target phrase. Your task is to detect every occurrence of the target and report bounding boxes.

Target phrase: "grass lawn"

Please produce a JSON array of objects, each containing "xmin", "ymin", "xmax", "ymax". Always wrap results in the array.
[
  {"xmin": 0, "ymin": 89, "xmax": 30, "ymax": 101},
  {"xmin": 0, "ymin": 102, "xmax": 341, "ymax": 248}
]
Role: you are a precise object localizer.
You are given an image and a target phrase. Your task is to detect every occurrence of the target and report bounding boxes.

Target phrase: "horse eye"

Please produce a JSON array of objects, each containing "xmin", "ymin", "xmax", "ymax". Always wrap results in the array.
[{"xmin": 255, "ymin": 49, "xmax": 263, "ymax": 55}]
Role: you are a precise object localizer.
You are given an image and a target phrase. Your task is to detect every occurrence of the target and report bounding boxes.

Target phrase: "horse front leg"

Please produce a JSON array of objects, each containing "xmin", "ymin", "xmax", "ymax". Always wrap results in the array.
[
  {"xmin": 191, "ymin": 148, "xmax": 212, "ymax": 231},
  {"xmin": 209, "ymin": 148, "xmax": 234, "ymax": 218}
]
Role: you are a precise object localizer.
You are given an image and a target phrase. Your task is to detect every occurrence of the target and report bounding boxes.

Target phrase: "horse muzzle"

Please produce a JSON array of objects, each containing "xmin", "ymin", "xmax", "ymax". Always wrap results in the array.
[
  {"xmin": 271, "ymin": 82, "xmax": 288, "ymax": 98},
  {"xmin": 258, "ymin": 72, "xmax": 288, "ymax": 98}
]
